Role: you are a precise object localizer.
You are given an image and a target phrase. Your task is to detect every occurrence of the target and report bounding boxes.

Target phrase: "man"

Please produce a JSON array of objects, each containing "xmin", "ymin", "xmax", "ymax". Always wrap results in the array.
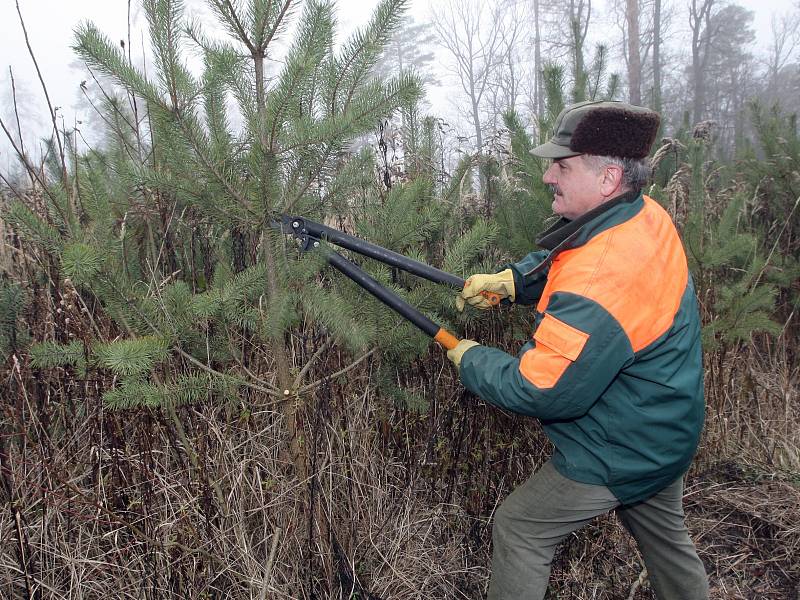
[{"xmin": 447, "ymin": 100, "xmax": 709, "ymax": 599}]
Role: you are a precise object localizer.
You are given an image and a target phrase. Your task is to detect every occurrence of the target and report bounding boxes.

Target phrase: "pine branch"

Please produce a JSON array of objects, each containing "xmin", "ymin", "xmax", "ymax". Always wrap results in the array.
[
  {"xmin": 4, "ymin": 200, "xmax": 64, "ymax": 256},
  {"xmin": 94, "ymin": 336, "xmax": 170, "ymax": 377},
  {"xmin": 175, "ymin": 346, "xmax": 280, "ymax": 396},
  {"xmin": 258, "ymin": 0, "xmax": 294, "ymax": 52},
  {"xmin": 74, "ymin": 22, "xmax": 165, "ymax": 107},
  {"xmin": 751, "ymin": 194, "xmax": 800, "ymax": 291},
  {"xmin": 266, "ymin": 0, "xmax": 332, "ymax": 148},
  {"xmin": 29, "ymin": 340, "xmax": 85, "ymax": 370},
  {"xmin": 61, "ymin": 242, "xmax": 104, "ymax": 285},
  {"xmin": 329, "ymin": 0, "xmax": 408, "ymax": 112},
  {"xmin": 172, "ymin": 112, "xmax": 256, "ymax": 218}
]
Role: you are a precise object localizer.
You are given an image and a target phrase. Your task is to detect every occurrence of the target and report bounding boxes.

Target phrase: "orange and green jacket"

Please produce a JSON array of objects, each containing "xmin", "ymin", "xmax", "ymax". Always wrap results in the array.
[{"xmin": 460, "ymin": 191, "xmax": 704, "ymax": 505}]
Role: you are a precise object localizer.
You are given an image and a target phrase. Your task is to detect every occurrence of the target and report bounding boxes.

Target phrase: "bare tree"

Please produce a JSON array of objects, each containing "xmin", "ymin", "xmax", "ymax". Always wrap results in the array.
[
  {"xmin": 485, "ymin": 0, "xmax": 526, "ymax": 133},
  {"xmin": 431, "ymin": 0, "xmax": 508, "ymax": 154},
  {"xmin": 534, "ymin": 0, "xmax": 545, "ymax": 116},
  {"xmin": 764, "ymin": 10, "xmax": 800, "ymax": 94},
  {"xmin": 689, "ymin": 0, "xmax": 719, "ymax": 124},
  {"xmin": 520, "ymin": 0, "xmax": 565, "ymax": 124},
  {"xmin": 568, "ymin": 0, "xmax": 592, "ymax": 101},
  {"xmin": 626, "ymin": 0, "xmax": 642, "ymax": 104},
  {"xmin": 517, "ymin": 0, "xmax": 595, "ymax": 119},
  {"xmin": 653, "ymin": 0, "xmax": 662, "ymax": 111},
  {"xmin": 696, "ymin": 4, "xmax": 756, "ymax": 155},
  {"xmin": 373, "ymin": 18, "xmax": 439, "ymax": 86},
  {"xmin": 608, "ymin": 0, "xmax": 676, "ymax": 110}
]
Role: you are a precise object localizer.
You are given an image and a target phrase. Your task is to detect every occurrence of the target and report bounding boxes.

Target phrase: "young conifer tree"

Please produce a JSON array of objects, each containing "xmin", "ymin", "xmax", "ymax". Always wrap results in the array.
[
  {"xmin": 5, "ymin": 0, "xmax": 429, "ymax": 477},
  {"xmin": 492, "ymin": 110, "xmax": 552, "ymax": 257},
  {"xmin": 6, "ymin": 0, "xmax": 508, "ymax": 488}
]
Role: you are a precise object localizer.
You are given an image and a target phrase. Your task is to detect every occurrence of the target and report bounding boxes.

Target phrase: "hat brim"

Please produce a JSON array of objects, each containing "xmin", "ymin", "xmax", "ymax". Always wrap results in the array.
[{"xmin": 530, "ymin": 141, "xmax": 582, "ymax": 159}]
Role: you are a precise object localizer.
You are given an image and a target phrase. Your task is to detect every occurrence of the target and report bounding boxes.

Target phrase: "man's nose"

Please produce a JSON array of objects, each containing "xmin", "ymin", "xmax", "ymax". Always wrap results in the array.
[{"xmin": 542, "ymin": 164, "xmax": 556, "ymax": 184}]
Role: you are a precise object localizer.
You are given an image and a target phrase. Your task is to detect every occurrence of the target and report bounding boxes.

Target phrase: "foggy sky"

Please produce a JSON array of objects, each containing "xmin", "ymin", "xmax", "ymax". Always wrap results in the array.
[{"xmin": 0, "ymin": 0, "xmax": 796, "ymax": 172}]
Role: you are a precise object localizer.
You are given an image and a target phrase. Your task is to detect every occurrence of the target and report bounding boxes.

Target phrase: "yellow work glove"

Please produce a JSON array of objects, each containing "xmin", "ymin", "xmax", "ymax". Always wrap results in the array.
[
  {"xmin": 447, "ymin": 339, "xmax": 480, "ymax": 370},
  {"xmin": 455, "ymin": 268, "xmax": 515, "ymax": 312}
]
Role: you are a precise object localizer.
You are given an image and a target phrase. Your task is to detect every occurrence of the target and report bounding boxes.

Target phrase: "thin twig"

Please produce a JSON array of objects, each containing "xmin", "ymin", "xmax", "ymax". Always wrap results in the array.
[
  {"xmin": 259, "ymin": 526, "xmax": 283, "ymax": 600},
  {"xmin": 291, "ymin": 339, "xmax": 332, "ymax": 390},
  {"xmin": 626, "ymin": 567, "xmax": 648, "ymax": 600},
  {"xmin": 126, "ymin": 0, "xmax": 145, "ymax": 161},
  {"xmin": 298, "ymin": 347, "xmax": 377, "ymax": 394},
  {"xmin": 174, "ymin": 347, "xmax": 281, "ymax": 396},
  {"xmin": 7, "ymin": 67, "xmax": 33, "ymax": 188},
  {"xmin": 15, "ymin": 0, "xmax": 68, "ymax": 186},
  {"xmin": 13, "ymin": 510, "xmax": 33, "ymax": 600},
  {"xmin": 0, "ymin": 170, "xmax": 26, "ymax": 203}
]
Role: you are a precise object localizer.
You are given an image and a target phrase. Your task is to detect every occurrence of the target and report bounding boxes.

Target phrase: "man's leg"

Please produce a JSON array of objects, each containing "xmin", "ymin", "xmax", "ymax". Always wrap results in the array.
[
  {"xmin": 488, "ymin": 461, "xmax": 619, "ymax": 600},
  {"xmin": 616, "ymin": 476, "xmax": 709, "ymax": 600}
]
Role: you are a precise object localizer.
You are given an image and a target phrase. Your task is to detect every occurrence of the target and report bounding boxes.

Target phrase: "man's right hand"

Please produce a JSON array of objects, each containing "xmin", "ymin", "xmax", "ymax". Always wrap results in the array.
[{"xmin": 456, "ymin": 268, "xmax": 515, "ymax": 311}]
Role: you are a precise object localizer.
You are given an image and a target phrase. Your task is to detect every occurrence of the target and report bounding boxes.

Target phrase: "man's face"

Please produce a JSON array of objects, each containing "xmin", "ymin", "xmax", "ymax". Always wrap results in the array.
[{"xmin": 542, "ymin": 155, "xmax": 606, "ymax": 220}]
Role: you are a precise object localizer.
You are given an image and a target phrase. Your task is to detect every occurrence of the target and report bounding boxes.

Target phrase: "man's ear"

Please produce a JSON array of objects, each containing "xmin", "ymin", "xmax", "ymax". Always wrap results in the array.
[{"xmin": 600, "ymin": 164, "xmax": 625, "ymax": 197}]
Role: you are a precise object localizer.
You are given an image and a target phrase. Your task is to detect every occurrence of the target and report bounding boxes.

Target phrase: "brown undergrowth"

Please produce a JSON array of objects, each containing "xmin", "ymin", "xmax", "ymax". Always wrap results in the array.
[{"xmin": 0, "ymin": 230, "xmax": 798, "ymax": 599}]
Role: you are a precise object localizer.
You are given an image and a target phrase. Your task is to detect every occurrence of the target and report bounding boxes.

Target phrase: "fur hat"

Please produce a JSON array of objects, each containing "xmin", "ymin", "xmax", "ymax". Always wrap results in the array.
[{"xmin": 532, "ymin": 101, "xmax": 661, "ymax": 160}]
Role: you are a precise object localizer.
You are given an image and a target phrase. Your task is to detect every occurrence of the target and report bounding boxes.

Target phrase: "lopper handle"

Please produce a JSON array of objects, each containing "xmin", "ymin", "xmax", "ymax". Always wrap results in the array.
[
  {"xmin": 282, "ymin": 216, "xmax": 503, "ymax": 309},
  {"xmin": 479, "ymin": 290, "xmax": 502, "ymax": 306},
  {"xmin": 433, "ymin": 328, "xmax": 461, "ymax": 351},
  {"xmin": 324, "ymin": 249, "xmax": 462, "ymax": 352}
]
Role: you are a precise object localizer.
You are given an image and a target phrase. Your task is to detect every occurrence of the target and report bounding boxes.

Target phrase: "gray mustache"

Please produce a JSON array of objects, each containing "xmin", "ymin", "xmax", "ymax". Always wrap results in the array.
[{"xmin": 548, "ymin": 184, "xmax": 561, "ymax": 195}]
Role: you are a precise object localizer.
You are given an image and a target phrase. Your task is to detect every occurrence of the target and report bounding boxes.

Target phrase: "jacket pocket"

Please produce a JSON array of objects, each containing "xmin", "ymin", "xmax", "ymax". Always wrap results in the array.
[{"xmin": 519, "ymin": 313, "xmax": 590, "ymax": 389}]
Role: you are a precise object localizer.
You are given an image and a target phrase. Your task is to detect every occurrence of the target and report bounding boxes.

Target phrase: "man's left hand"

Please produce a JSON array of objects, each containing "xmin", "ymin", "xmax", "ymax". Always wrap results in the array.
[{"xmin": 456, "ymin": 269, "xmax": 515, "ymax": 311}]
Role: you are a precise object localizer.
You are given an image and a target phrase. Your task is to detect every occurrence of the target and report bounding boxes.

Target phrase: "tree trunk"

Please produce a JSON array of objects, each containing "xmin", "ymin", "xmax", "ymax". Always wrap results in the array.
[
  {"xmin": 690, "ymin": 0, "xmax": 714, "ymax": 125},
  {"xmin": 626, "ymin": 0, "xmax": 641, "ymax": 105},
  {"xmin": 534, "ymin": 0, "xmax": 544, "ymax": 119},
  {"xmin": 472, "ymin": 94, "xmax": 485, "ymax": 198},
  {"xmin": 692, "ymin": 45, "xmax": 704, "ymax": 124},
  {"xmin": 653, "ymin": 0, "xmax": 662, "ymax": 112},
  {"xmin": 569, "ymin": 0, "xmax": 590, "ymax": 102},
  {"xmin": 254, "ymin": 52, "xmax": 303, "ymax": 477},
  {"xmin": 571, "ymin": 15, "xmax": 585, "ymax": 102}
]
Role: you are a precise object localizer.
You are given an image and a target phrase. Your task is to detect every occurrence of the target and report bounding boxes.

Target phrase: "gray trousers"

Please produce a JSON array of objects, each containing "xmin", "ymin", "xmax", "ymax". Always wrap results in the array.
[{"xmin": 488, "ymin": 461, "xmax": 709, "ymax": 599}]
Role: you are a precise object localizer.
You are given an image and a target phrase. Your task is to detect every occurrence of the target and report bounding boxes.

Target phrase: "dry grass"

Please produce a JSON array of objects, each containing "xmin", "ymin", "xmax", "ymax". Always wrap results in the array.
[
  {"xmin": 687, "ymin": 471, "xmax": 800, "ymax": 599},
  {"xmin": 0, "ymin": 344, "xmax": 497, "ymax": 598},
  {"xmin": 2, "ymin": 339, "xmax": 797, "ymax": 599}
]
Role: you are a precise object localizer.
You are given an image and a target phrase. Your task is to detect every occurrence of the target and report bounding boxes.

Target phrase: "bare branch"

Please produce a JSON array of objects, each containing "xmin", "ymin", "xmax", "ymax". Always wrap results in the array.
[
  {"xmin": 298, "ymin": 347, "xmax": 377, "ymax": 395},
  {"xmin": 14, "ymin": 0, "xmax": 68, "ymax": 187}
]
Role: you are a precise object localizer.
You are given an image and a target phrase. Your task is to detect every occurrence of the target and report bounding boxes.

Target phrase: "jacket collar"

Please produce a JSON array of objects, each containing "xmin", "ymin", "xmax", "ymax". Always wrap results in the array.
[{"xmin": 536, "ymin": 189, "xmax": 641, "ymax": 251}]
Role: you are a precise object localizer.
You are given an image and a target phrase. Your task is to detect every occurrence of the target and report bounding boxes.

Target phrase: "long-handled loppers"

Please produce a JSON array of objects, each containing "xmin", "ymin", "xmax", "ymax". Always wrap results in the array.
[{"xmin": 274, "ymin": 215, "xmax": 500, "ymax": 351}]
